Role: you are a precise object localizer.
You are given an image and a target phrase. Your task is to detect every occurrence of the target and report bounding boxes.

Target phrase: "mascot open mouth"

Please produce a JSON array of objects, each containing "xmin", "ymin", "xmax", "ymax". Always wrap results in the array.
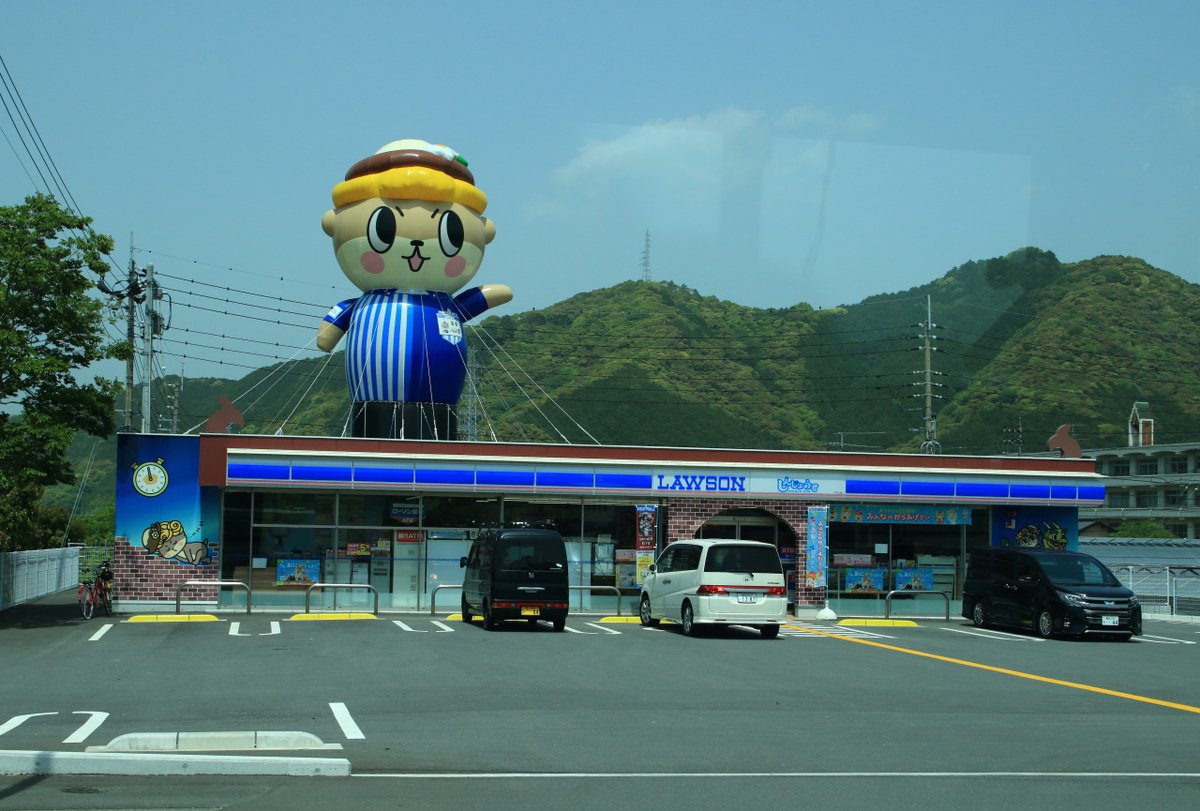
[{"xmin": 406, "ymin": 248, "xmax": 426, "ymax": 272}]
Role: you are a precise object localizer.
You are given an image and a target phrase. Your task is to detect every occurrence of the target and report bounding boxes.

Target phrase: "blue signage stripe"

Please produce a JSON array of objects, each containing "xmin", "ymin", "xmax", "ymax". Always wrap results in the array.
[
  {"xmin": 900, "ymin": 481, "xmax": 954, "ymax": 497},
  {"xmin": 536, "ymin": 472, "xmax": 595, "ymax": 489},
  {"xmin": 415, "ymin": 468, "xmax": 475, "ymax": 485},
  {"xmin": 1050, "ymin": 485, "xmax": 1078, "ymax": 500},
  {"xmin": 1010, "ymin": 484, "xmax": 1051, "ymax": 500},
  {"xmin": 228, "ymin": 463, "xmax": 290, "ymax": 481},
  {"xmin": 595, "ymin": 473, "xmax": 654, "ymax": 489},
  {"xmin": 1077, "ymin": 485, "xmax": 1106, "ymax": 501},
  {"xmin": 355, "ymin": 467, "xmax": 415, "ymax": 484},
  {"xmin": 846, "ymin": 480, "xmax": 901, "ymax": 496},
  {"xmin": 955, "ymin": 482, "xmax": 1008, "ymax": 499},
  {"xmin": 292, "ymin": 465, "xmax": 352, "ymax": 482},
  {"xmin": 477, "ymin": 470, "xmax": 536, "ymax": 487}
]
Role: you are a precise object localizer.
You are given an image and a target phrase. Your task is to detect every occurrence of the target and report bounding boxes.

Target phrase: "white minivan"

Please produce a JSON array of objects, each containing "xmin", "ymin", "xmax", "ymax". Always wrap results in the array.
[{"xmin": 639, "ymin": 539, "xmax": 787, "ymax": 638}]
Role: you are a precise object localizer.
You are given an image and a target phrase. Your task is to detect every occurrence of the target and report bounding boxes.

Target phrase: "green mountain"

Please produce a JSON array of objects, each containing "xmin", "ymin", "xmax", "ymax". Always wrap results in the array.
[{"xmin": 47, "ymin": 248, "xmax": 1200, "ymax": 530}]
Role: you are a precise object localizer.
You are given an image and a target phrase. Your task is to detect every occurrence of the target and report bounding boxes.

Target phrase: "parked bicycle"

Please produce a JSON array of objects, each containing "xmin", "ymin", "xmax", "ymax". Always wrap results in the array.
[{"xmin": 77, "ymin": 560, "xmax": 115, "ymax": 619}]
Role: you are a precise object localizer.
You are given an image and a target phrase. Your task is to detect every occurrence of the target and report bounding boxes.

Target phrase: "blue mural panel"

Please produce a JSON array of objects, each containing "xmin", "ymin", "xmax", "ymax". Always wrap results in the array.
[{"xmin": 117, "ymin": 435, "xmax": 214, "ymax": 566}]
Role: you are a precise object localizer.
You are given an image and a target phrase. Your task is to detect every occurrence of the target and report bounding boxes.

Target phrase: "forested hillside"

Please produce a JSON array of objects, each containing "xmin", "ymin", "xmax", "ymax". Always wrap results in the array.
[{"xmin": 47, "ymin": 248, "xmax": 1200, "ymax": 528}]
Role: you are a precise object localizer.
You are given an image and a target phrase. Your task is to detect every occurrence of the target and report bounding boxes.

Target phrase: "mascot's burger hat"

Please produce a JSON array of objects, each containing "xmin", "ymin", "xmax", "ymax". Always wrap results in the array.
[{"xmin": 331, "ymin": 139, "xmax": 487, "ymax": 214}]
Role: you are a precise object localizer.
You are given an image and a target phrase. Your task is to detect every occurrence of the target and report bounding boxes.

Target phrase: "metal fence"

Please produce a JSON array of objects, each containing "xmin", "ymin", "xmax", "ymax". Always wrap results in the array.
[
  {"xmin": 1112, "ymin": 565, "xmax": 1200, "ymax": 617},
  {"xmin": 0, "ymin": 547, "xmax": 82, "ymax": 610}
]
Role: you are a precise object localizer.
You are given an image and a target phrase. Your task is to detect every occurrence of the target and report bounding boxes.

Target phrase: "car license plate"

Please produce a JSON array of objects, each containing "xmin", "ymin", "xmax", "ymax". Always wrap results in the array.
[
  {"xmin": 520, "ymin": 606, "xmax": 540, "ymax": 617},
  {"xmin": 1101, "ymin": 615, "xmax": 1118, "ymax": 626},
  {"xmin": 736, "ymin": 594, "xmax": 758, "ymax": 604}
]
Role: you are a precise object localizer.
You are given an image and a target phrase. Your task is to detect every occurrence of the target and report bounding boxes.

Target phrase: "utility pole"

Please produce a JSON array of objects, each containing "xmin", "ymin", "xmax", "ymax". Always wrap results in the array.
[
  {"xmin": 911, "ymin": 295, "xmax": 943, "ymax": 454},
  {"xmin": 99, "ymin": 236, "xmax": 147, "ymax": 431},
  {"xmin": 641, "ymin": 230, "xmax": 651, "ymax": 281},
  {"xmin": 141, "ymin": 263, "xmax": 157, "ymax": 433},
  {"xmin": 1001, "ymin": 416, "xmax": 1025, "ymax": 454}
]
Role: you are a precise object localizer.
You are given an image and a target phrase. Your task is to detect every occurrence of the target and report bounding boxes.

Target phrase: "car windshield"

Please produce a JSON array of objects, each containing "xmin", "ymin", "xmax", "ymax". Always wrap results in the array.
[
  {"xmin": 704, "ymin": 544, "xmax": 782, "ymax": 575},
  {"xmin": 1038, "ymin": 555, "xmax": 1120, "ymax": 587},
  {"xmin": 498, "ymin": 539, "xmax": 566, "ymax": 572}
]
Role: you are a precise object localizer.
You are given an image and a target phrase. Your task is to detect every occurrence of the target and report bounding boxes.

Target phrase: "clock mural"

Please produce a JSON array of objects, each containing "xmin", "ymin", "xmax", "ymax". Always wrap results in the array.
[{"xmin": 132, "ymin": 458, "xmax": 169, "ymax": 497}]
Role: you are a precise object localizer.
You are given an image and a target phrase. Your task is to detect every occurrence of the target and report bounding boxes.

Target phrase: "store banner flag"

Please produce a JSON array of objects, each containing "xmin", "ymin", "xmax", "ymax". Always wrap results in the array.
[
  {"xmin": 635, "ymin": 506, "xmax": 658, "ymax": 586},
  {"xmin": 805, "ymin": 506, "xmax": 829, "ymax": 588}
]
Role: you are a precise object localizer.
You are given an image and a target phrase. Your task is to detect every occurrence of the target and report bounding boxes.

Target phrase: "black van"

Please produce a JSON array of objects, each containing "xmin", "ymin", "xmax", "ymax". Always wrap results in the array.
[
  {"xmin": 962, "ymin": 547, "xmax": 1142, "ymax": 639},
  {"xmin": 459, "ymin": 528, "xmax": 569, "ymax": 631}
]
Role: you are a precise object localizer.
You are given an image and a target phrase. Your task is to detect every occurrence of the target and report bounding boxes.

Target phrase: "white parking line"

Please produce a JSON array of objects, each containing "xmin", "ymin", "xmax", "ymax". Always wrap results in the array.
[
  {"xmin": 88, "ymin": 623, "xmax": 113, "ymax": 642},
  {"xmin": 63, "ymin": 711, "xmax": 108, "ymax": 744},
  {"xmin": 430, "ymin": 621, "xmax": 455, "ymax": 633},
  {"xmin": 564, "ymin": 625, "xmax": 596, "ymax": 634},
  {"xmin": 941, "ymin": 627, "xmax": 1044, "ymax": 642},
  {"xmin": 329, "ymin": 702, "xmax": 365, "ymax": 740},
  {"xmin": 1141, "ymin": 634, "xmax": 1196, "ymax": 644},
  {"xmin": 392, "ymin": 621, "xmax": 426, "ymax": 633},
  {"xmin": 585, "ymin": 623, "xmax": 622, "ymax": 635},
  {"xmin": 0, "ymin": 713, "xmax": 56, "ymax": 736}
]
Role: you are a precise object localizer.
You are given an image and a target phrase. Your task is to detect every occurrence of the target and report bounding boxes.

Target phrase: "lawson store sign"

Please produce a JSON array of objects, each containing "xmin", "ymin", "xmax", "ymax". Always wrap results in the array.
[{"xmin": 224, "ymin": 452, "xmax": 1105, "ymax": 507}]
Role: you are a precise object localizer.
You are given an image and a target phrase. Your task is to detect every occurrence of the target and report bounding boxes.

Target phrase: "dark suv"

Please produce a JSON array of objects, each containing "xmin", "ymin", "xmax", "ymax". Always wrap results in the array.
[
  {"xmin": 460, "ymin": 528, "xmax": 569, "ymax": 631},
  {"xmin": 963, "ymin": 547, "xmax": 1141, "ymax": 640}
]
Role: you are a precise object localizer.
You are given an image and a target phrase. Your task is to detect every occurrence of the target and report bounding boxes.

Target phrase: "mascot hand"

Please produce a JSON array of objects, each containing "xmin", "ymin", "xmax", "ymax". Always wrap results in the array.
[{"xmin": 317, "ymin": 322, "xmax": 345, "ymax": 352}]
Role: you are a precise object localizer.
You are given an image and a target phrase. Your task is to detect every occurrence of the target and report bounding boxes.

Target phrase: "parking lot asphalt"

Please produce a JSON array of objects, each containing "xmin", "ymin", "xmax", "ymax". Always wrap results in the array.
[{"xmin": 2, "ymin": 591, "xmax": 1199, "ymax": 809}]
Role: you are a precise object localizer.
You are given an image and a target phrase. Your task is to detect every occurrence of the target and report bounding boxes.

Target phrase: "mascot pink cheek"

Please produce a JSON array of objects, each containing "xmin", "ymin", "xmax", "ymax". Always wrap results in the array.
[
  {"xmin": 444, "ymin": 256, "xmax": 466, "ymax": 278},
  {"xmin": 360, "ymin": 252, "xmax": 385, "ymax": 274}
]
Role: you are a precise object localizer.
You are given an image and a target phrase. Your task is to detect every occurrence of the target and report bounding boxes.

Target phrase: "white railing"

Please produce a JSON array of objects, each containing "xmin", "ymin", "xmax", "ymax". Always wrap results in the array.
[
  {"xmin": 1114, "ymin": 565, "xmax": 1200, "ymax": 617},
  {"xmin": 0, "ymin": 547, "xmax": 82, "ymax": 610}
]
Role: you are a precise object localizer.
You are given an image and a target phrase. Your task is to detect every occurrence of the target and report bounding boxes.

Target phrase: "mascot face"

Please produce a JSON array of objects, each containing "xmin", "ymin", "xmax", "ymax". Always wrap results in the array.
[{"xmin": 323, "ymin": 198, "xmax": 494, "ymax": 294}]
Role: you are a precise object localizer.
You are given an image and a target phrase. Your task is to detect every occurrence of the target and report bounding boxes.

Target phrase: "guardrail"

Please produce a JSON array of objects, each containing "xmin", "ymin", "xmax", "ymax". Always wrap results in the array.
[
  {"xmin": 175, "ymin": 580, "xmax": 251, "ymax": 614},
  {"xmin": 883, "ymin": 589, "xmax": 950, "ymax": 620},
  {"xmin": 429, "ymin": 584, "xmax": 626, "ymax": 616},
  {"xmin": 303, "ymin": 583, "xmax": 379, "ymax": 615}
]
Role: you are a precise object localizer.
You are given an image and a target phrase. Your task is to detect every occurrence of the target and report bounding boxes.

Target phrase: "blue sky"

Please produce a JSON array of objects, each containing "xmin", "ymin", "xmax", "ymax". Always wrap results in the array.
[{"xmin": 3, "ymin": 1, "xmax": 1197, "ymax": 385}]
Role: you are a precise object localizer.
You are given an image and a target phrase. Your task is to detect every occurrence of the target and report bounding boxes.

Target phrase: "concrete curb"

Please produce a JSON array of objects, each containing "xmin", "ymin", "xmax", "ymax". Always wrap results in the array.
[{"xmin": 0, "ymin": 749, "xmax": 350, "ymax": 777}]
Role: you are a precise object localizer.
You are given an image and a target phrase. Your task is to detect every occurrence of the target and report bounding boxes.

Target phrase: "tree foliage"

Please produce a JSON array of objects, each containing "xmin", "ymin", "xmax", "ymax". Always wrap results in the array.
[{"xmin": 0, "ymin": 194, "xmax": 126, "ymax": 550}]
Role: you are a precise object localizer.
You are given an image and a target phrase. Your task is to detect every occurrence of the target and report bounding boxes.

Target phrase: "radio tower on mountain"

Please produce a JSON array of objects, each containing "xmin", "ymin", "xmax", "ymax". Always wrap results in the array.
[{"xmin": 641, "ymin": 229, "xmax": 652, "ymax": 281}]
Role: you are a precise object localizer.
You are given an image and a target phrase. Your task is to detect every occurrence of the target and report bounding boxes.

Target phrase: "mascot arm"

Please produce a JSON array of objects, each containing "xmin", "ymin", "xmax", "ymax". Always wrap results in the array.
[
  {"xmin": 318, "ymin": 298, "xmax": 357, "ymax": 352},
  {"xmin": 453, "ymin": 284, "xmax": 513, "ymax": 322}
]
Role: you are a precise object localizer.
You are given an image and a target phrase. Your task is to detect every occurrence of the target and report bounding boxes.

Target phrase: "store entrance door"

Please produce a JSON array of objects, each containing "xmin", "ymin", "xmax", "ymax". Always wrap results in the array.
[{"xmin": 698, "ymin": 514, "xmax": 779, "ymax": 544}]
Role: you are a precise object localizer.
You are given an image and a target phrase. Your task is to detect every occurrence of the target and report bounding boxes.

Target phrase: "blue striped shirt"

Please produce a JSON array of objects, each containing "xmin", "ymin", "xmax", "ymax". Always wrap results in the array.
[{"xmin": 324, "ymin": 288, "xmax": 491, "ymax": 403}]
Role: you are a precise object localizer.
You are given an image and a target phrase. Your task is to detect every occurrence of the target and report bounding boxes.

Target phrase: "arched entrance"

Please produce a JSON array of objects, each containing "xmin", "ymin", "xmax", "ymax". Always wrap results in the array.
[{"xmin": 695, "ymin": 507, "xmax": 798, "ymax": 548}]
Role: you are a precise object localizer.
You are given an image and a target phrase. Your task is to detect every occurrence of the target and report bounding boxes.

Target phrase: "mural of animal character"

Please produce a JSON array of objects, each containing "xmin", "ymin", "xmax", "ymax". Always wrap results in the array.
[{"xmin": 142, "ymin": 519, "xmax": 212, "ymax": 564}]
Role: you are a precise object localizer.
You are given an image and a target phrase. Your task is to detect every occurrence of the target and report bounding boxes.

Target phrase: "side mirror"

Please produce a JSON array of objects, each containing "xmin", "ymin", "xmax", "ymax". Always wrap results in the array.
[
  {"xmin": 646, "ymin": 563, "xmax": 656, "ymax": 574},
  {"xmin": 459, "ymin": 556, "xmax": 468, "ymax": 568}
]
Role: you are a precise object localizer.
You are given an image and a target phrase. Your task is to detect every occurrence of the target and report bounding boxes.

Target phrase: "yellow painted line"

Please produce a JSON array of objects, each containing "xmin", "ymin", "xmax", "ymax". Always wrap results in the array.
[
  {"xmin": 127, "ymin": 614, "xmax": 219, "ymax": 623},
  {"xmin": 784, "ymin": 624, "xmax": 1200, "ymax": 716},
  {"xmin": 599, "ymin": 617, "xmax": 641, "ymax": 623},
  {"xmin": 290, "ymin": 613, "xmax": 377, "ymax": 621},
  {"xmin": 838, "ymin": 619, "xmax": 918, "ymax": 627}
]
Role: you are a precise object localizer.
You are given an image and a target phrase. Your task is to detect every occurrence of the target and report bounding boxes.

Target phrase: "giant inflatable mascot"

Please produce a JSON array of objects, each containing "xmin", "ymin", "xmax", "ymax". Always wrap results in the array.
[{"xmin": 318, "ymin": 140, "xmax": 511, "ymax": 439}]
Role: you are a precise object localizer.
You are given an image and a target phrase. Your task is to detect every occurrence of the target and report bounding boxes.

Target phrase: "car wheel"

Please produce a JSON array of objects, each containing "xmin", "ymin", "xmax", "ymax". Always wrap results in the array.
[
  {"xmin": 760, "ymin": 624, "xmax": 780, "ymax": 639},
  {"xmin": 552, "ymin": 617, "xmax": 566, "ymax": 632},
  {"xmin": 681, "ymin": 602, "xmax": 697, "ymax": 637},
  {"xmin": 461, "ymin": 595, "xmax": 473, "ymax": 624},
  {"xmin": 483, "ymin": 602, "xmax": 497, "ymax": 631},
  {"xmin": 639, "ymin": 595, "xmax": 659, "ymax": 627},
  {"xmin": 971, "ymin": 600, "xmax": 989, "ymax": 628},
  {"xmin": 1036, "ymin": 608, "xmax": 1055, "ymax": 639}
]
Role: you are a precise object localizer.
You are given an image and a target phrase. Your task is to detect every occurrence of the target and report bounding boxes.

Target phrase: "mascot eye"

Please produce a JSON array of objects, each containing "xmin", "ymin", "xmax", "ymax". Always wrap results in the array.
[
  {"xmin": 438, "ymin": 210, "xmax": 464, "ymax": 257},
  {"xmin": 367, "ymin": 207, "xmax": 396, "ymax": 253}
]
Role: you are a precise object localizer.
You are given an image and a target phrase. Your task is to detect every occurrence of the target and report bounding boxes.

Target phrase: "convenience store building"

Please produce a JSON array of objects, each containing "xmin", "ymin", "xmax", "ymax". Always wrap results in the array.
[{"xmin": 113, "ymin": 432, "xmax": 1104, "ymax": 616}]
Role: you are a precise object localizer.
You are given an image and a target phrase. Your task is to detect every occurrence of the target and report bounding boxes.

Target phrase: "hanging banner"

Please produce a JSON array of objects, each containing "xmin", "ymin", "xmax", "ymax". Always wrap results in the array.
[
  {"xmin": 831, "ymin": 504, "xmax": 972, "ymax": 525},
  {"xmin": 635, "ymin": 506, "xmax": 658, "ymax": 586},
  {"xmin": 804, "ymin": 506, "xmax": 829, "ymax": 588}
]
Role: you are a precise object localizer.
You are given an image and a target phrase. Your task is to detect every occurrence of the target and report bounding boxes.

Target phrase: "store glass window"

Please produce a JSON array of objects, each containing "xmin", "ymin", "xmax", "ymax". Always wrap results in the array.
[
  {"xmin": 253, "ymin": 492, "xmax": 335, "ymax": 526},
  {"xmin": 423, "ymin": 495, "xmax": 501, "ymax": 529}
]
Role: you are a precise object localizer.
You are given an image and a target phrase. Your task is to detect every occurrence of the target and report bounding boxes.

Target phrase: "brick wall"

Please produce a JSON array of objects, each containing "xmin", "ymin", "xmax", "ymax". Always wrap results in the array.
[
  {"xmin": 112, "ymin": 538, "xmax": 220, "ymax": 602},
  {"xmin": 665, "ymin": 497, "xmax": 827, "ymax": 606}
]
